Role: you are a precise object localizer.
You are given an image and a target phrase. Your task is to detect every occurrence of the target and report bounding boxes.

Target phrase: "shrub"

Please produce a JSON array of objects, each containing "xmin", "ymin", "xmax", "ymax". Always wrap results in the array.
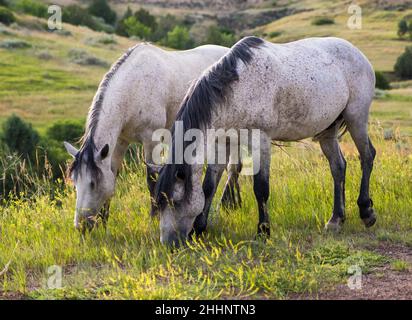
[
  {"xmin": 375, "ymin": 71, "xmax": 390, "ymax": 90},
  {"xmin": 13, "ymin": 0, "xmax": 48, "ymax": 18},
  {"xmin": 1, "ymin": 115, "xmax": 39, "ymax": 161},
  {"xmin": 123, "ymin": 16, "xmax": 151, "ymax": 39},
  {"xmin": 394, "ymin": 46, "xmax": 412, "ymax": 79},
  {"xmin": 0, "ymin": 6, "xmax": 15, "ymax": 25},
  {"xmin": 0, "ymin": 0, "xmax": 9, "ymax": 7},
  {"xmin": 36, "ymin": 49, "xmax": 53, "ymax": 60},
  {"xmin": 150, "ymin": 13, "xmax": 179, "ymax": 42},
  {"xmin": 398, "ymin": 19, "xmax": 408, "ymax": 38},
  {"xmin": 46, "ymin": 120, "xmax": 84, "ymax": 144},
  {"xmin": 163, "ymin": 25, "xmax": 193, "ymax": 50},
  {"xmin": 268, "ymin": 31, "xmax": 282, "ymax": 38},
  {"xmin": 63, "ymin": 4, "xmax": 97, "ymax": 30},
  {"xmin": 134, "ymin": 8, "xmax": 157, "ymax": 32},
  {"xmin": 206, "ymin": 26, "xmax": 237, "ymax": 47},
  {"xmin": 115, "ymin": 6, "xmax": 133, "ymax": 37},
  {"xmin": 85, "ymin": 34, "xmax": 117, "ymax": 46},
  {"xmin": 68, "ymin": 49, "xmax": 108, "ymax": 67},
  {"xmin": 88, "ymin": 0, "xmax": 116, "ymax": 25},
  {"xmin": 312, "ymin": 17, "xmax": 335, "ymax": 26},
  {"xmin": 0, "ymin": 38, "xmax": 31, "ymax": 49}
]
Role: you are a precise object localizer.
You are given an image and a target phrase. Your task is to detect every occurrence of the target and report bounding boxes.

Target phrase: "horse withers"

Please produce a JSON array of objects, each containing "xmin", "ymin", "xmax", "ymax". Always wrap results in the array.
[{"xmin": 154, "ymin": 36, "xmax": 377, "ymax": 247}]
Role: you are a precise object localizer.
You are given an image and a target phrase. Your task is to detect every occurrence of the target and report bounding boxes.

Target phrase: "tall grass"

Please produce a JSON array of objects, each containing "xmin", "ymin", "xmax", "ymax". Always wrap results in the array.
[{"xmin": 0, "ymin": 126, "xmax": 410, "ymax": 299}]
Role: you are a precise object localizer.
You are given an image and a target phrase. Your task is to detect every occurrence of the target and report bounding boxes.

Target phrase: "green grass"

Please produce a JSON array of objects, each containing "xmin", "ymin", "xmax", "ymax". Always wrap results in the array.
[
  {"xmin": 0, "ymin": 131, "xmax": 410, "ymax": 299},
  {"xmin": 0, "ymin": 5, "xmax": 411, "ymax": 299}
]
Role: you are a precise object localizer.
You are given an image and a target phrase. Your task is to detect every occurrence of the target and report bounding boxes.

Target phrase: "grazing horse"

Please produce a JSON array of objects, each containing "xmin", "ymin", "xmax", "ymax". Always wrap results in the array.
[
  {"xmin": 154, "ymin": 36, "xmax": 377, "ymax": 246},
  {"xmin": 64, "ymin": 42, "xmax": 243, "ymax": 231}
]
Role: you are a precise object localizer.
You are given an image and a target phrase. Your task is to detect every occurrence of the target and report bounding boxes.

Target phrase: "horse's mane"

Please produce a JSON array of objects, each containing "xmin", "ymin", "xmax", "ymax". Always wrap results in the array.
[
  {"xmin": 69, "ymin": 43, "xmax": 143, "ymax": 181},
  {"xmin": 154, "ymin": 36, "xmax": 264, "ymax": 211}
]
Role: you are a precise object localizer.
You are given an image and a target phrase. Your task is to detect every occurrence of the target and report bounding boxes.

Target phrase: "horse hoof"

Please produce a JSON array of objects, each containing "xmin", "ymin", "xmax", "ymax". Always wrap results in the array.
[
  {"xmin": 325, "ymin": 217, "xmax": 344, "ymax": 233},
  {"xmin": 362, "ymin": 209, "xmax": 377, "ymax": 228}
]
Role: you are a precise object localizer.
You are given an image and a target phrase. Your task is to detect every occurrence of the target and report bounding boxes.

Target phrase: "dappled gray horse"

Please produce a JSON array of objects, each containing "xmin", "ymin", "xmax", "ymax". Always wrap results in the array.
[
  {"xmin": 155, "ymin": 36, "xmax": 377, "ymax": 246},
  {"xmin": 64, "ymin": 42, "xmax": 244, "ymax": 231}
]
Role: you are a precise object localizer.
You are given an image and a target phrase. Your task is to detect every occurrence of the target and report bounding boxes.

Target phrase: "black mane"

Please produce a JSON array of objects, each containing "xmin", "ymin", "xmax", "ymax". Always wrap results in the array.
[
  {"xmin": 154, "ymin": 36, "xmax": 264, "ymax": 211},
  {"xmin": 69, "ymin": 44, "xmax": 142, "ymax": 181}
]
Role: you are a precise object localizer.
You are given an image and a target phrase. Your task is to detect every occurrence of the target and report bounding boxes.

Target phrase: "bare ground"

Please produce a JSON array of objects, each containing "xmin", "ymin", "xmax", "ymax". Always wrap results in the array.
[{"xmin": 294, "ymin": 242, "xmax": 412, "ymax": 300}]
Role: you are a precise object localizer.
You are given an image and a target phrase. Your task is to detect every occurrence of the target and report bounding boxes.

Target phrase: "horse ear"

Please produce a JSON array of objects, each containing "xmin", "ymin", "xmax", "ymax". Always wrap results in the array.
[
  {"xmin": 98, "ymin": 144, "xmax": 109, "ymax": 161},
  {"xmin": 64, "ymin": 141, "xmax": 78, "ymax": 158}
]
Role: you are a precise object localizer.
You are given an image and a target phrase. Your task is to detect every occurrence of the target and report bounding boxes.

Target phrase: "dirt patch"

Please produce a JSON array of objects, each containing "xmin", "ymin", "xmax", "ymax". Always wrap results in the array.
[{"xmin": 294, "ymin": 242, "xmax": 412, "ymax": 300}]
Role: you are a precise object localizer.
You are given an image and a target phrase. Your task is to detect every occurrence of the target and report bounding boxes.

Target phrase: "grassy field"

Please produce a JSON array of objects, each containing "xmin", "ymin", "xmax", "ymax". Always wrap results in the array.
[{"xmin": 0, "ymin": 1, "xmax": 411, "ymax": 299}]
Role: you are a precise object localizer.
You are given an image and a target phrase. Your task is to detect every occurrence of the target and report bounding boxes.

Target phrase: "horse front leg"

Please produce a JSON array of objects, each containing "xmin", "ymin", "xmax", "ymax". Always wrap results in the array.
[
  {"xmin": 192, "ymin": 163, "xmax": 226, "ymax": 235},
  {"xmin": 253, "ymin": 134, "xmax": 271, "ymax": 238},
  {"xmin": 221, "ymin": 162, "xmax": 243, "ymax": 210}
]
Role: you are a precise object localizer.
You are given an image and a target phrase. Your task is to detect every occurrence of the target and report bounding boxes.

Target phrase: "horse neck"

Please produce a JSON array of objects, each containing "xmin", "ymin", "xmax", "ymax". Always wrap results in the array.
[{"xmin": 89, "ymin": 98, "xmax": 125, "ymax": 162}]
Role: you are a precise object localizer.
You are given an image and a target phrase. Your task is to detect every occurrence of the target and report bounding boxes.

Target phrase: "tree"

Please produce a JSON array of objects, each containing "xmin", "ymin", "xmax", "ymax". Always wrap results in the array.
[
  {"xmin": 375, "ymin": 71, "xmax": 390, "ymax": 90},
  {"xmin": 1, "ymin": 115, "xmax": 39, "ymax": 161},
  {"xmin": 115, "ymin": 6, "xmax": 133, "ymax": 37},
  {"xmin": 124, "ymin": 16, "xmax": 151, "ymax": 39},
  {"xmin": 206, "ymin": 26, "xmax": 237, "ymax": 47},
  {"xmin": 88, "ymin": 0, "xmax": 116, "ymax": 25},
  {"xmin": 151, "ymin": 14, "xmax": 179, "ymax": 42},
  {"xmin": 163, "ymin": 26, "xmax": 193, "ymax": 50},
  {"xmin": 398, "ymin": 19, "xmax": 408, "ymax": 38},
  {"xmin": 394, "ymin": 46, "xmax": 412, "ymax": 79},
  {"xmin": 134, "ymin": 8, "xmax": 157, "ymax": 32}
]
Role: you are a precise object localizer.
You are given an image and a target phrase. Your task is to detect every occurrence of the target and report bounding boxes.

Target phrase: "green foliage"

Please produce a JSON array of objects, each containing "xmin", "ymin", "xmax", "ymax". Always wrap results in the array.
[
  {"xmin": 206, "ymin": 26, "xmax": 237, "ymax": 47},
  {"xmin": 0, "ymin": 0, "xmax": 9, "ymax": 7},
  {"xmin": 0, "ymin": 6, "xmax": 15, "ymax": 25},
  {"xmin": 134, "ymin": 8, "xmax": 157, "ymax": 32},
  {"xmin": 0, "ymin": 38, "xmax": 31, "ymax": 49},
  {"xmin": 162, "ymin": 25, "xmax": 193, "ymax": 50},
  {"xmin": 312, "ymin": 17, "xmax": 335, "ymax": 26},
  {"xmin": 46, "ymin": 120, "xmax": 84, "ymax": 144},
  {"xmin": 1, "ymin": 114, "xmax": 39, "ymax": 161},
  {"xmin": 115, "ymin": 6, "xmax": 133, "ymax": 37},
  {"xmin": 398, "ymin": 19, "xmax": 408, "ymax": 38},
  {"xmin": 88, "ymin": 0, "xmax": 116, "ymax": 25},
  {"xmin": 61, "ymin": 4, "xmax": 112, "ymax": 32},
  {"xmin": 394, "ymin": 46, "xmax": 412, "ymax": 79},
  {"xmin": 68, "ymin": 48, "xmax": 108, "ymax": 67},
  {"xmin": 13, "ymin": 0, "xmax": 48, "ymax": 18},
  {"xmin": 123, "ymin": 16, "xmax": 151, "ymax": 39},
  {"xmin": 375, "ymin": 71, "xmax": 390, "ymax": 90},
  {"xmin": 150, "ymin": 13, "xmax": 179, "ymax": 42}
]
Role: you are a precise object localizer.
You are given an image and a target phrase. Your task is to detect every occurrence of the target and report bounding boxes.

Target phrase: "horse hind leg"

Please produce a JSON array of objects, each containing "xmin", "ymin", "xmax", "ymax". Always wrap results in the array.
[
  {"xmin": 221, "ymin": 162, "xmax": 242, "ymax": 210},
  {"xmin": 318, "ymin": 122, "xmax": 347, "ymax": 232},
  {"xmin": 343, "ymin": 101, "xmax": 377, "ymax": 228}
]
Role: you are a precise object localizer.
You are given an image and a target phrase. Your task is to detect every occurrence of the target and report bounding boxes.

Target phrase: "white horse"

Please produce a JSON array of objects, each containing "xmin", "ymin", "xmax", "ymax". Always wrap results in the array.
[
  {"xmin": 154, "ymin": 36, "xmax": 377, "ymax": 246},
  {"xmin": 63, "ymin": 42, "xmax": 243, "ymax": 231}
]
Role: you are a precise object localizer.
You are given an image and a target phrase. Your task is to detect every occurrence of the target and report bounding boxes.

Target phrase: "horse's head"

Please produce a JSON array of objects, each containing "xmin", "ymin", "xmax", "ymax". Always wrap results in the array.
[
  {"xmin": 64, "ymin": 141, "xmax": 115, "ymax": 232},
  {"xmin": 154, "ymin": 164, "xmax": 205, "ymax": 247}
]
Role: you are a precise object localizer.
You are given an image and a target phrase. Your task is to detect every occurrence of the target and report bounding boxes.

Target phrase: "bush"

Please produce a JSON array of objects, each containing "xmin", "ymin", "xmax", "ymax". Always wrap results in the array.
[
  {"xmin": 68, "ymin": 49, "xmax": 108, "ymax": 67},
  {"xmin": 0, "ymin": 6, "xmax": 15, "ymax": 25},
  {"xmin": 375, "ymin": 71, "xmax": 390, "ymax": 90},
  {"xmin": 123, "ymin": 16, "xmax": 151, "ymax": 39},
  {"xmin": 88, "ymin": 0, "xmax": 116, "ymax": 25},
  {"xmin": 150, "ymin": 13, "xmax": 179, "ymax": 42},
  {"xmin": 312, "ymin": 17, "xmax": 335, "ymax": 26},
  {"xmin": 1, "ymin": 115, "xmax": 40, "ymax": 161},
  {"xmin": 394, "ymin": 46, "xmax": 412, "ymax": 79},
  {"xmin": 134, "ymin": 8, "xmax": 157, "ymax": 32},
  {"xmin": 0, "ymin": 38, "xmax": 31, "ymax": 49},
  {"xmin": 163, "ymin": 25, "xmax": 193, "ymax": 50},
  {"xmin": 46, "ymin": 120, "xmax": 83, "ymax": 144},
  {"xmin": 206, "ymin": 26, "xmax": 237, "ymax": 47},
  {"xmin": 398, "ymin": 19, "xmax": 408, "ymax": 38},
  {"xmin": 0, "ymin": 0, "xmax": 9, "ymax": 7},
  {"xmin": 13, "ymin": 0, "xmax": 48, "ymax": 18},
  {"xmin": 268, "ymin": 31, "xmax": 281, "ymax": 38},
  {"xmin": 63, "ymin": 5, "xmax": 98, "ymax": 30},
  {"xmin": 115, "ymin": 6, "xmax": 133, "ymax": 37}
]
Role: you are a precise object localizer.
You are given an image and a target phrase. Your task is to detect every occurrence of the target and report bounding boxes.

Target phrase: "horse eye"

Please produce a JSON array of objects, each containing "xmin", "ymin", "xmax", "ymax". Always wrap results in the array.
[{"xmin": 90, "ymin": 182, "xmax": 95, "ymax": 189}]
